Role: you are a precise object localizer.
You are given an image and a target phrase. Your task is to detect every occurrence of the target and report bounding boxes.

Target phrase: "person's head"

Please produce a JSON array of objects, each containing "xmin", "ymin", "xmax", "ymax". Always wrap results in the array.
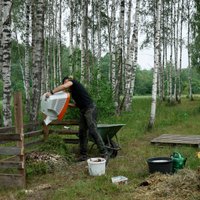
[{"xmin": 62, "ymin": 75, "xmax": 73, "ymax": 84}]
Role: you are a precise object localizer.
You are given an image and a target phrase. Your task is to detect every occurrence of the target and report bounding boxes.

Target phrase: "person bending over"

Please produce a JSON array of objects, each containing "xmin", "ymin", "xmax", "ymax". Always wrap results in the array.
[{"xmin": 45, "ymin": 76, "xmax": 109, "ymax": 163}]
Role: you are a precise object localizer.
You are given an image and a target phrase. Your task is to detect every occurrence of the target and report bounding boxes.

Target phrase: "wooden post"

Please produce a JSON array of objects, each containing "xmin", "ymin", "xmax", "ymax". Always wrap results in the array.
[
  {"xmin": 43, "ymin": 123, "xmax": 49, "ymax": 141},
  {"xmin": 42, "ymin": 114, "xmax": 49, "ymax": 141},
  {"xmin": 14, "ymin": 92, "xmax": 25, "ymax": 188}
]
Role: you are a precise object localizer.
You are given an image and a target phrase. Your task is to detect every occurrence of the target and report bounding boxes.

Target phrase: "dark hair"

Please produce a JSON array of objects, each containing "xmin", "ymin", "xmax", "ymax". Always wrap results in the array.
[{"xmin": 62, "ymin": 75, "xmax": 73, "ymax": 84}]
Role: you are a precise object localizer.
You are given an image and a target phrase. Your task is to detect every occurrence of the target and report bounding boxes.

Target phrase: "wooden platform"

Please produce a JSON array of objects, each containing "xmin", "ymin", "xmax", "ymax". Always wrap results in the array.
[{"xmin": 151, "ymin": 134, "xmax": 200, "ymax": 148}]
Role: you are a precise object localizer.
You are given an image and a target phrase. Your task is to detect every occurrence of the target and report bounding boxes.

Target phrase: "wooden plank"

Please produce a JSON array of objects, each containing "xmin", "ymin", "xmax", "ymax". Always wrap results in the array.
[
  {"xmin": 151, "ymin": 134, "xmax": 200, "ymax": 146},
  {"xmin": 152, "ymin": 134, "xmax": 200, "ymax": 140},
  {"xmin": 49, "ymin": 120, "xmax": 79, "ymax": 125},
  {"xmin": 0, "ymin": 127, "xmax": 15, "ymax": 134},
  {"xmin": 24, "ymin": 130, "xmax": 43, "ymax": 138},
  {"xmin": 0, "ymin": 134, "xmax": 22, "ymax": 141},
  {"xmin": 0, "ymin": 161, "xmax": 24, "ymax": 169},
  {"xmin": 25, "ymin": 139, "xmax": 44, "ymax": 148},
  {"xmin": 50, "ymin": 129, "xmax": 79, "ymax": 135},
  {"xmin": 24, "ymin": 121, "xmax": 41, "ymax": 130},
  {"xmin": 0, "ymin": 147, "xmax": 23, "ymax": 156},
  {"xmin": 0, "ymin": 174, "xmax": 25, "ymax": 188},
  {"xmin": 151, "ymin": 135, "xmax": 200, "ymax": 143},
  {"xmin": 63, "ymin": 138, "xmax": 79, "ymax": 144}
]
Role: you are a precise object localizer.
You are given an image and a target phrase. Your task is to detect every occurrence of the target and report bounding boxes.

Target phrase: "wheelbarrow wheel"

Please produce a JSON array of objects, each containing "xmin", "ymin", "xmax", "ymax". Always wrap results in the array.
[{"xmin": 106, "ymin": 140, "xmax": 119, "ymax": 158}]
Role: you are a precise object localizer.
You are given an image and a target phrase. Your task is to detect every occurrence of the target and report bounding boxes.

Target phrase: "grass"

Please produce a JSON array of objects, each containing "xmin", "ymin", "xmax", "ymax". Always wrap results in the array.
[{"xmin": 1, "ymin": 96, "xmax": 200, "ymax": 199}]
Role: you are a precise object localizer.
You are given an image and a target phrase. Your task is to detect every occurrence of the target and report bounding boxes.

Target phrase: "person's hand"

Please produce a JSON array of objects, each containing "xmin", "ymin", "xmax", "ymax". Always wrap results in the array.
[{"xmin": 45, "ymin": 92, "xmax": 51, "ymax": 98}]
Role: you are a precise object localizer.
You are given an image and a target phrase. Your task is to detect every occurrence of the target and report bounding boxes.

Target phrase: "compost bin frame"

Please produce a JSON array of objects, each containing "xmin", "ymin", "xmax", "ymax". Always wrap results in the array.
[{"xmin": 0, "ymin": 92, "xmax": 79, "ymax": 188}]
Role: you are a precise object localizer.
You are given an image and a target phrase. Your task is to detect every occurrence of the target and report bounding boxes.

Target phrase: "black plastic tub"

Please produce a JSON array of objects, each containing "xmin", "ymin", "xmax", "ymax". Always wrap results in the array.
[{"xmin": 147, "ymin": 157, "xmax": 173, "ymax": 174}]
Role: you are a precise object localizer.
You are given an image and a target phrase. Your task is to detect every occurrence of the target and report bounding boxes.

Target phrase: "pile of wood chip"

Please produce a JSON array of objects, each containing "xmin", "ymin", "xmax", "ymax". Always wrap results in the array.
[
  {"xmin": 26, "ymin": 152, "xmax": 63, "ymax": 164},
  {"xmin": 134, "ymin": 168, "xmax": 200, "ymax": 200}
]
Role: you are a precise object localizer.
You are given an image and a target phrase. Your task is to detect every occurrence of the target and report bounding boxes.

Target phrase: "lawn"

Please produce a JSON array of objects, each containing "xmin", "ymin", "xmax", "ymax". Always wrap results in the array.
[{"xmin": 0, "ymin": 96, "xmax": 200, "ymax": 200}]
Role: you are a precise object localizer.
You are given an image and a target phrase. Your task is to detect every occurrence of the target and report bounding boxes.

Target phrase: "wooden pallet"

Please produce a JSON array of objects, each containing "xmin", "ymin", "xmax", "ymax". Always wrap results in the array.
[{"xmin": 151, "ymin": 134, "xmax": 200, "ymax": 148}]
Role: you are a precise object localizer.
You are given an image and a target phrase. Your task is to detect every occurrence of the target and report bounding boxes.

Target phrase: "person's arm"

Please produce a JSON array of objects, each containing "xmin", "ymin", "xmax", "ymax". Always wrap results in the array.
[{"xmin": 45, "ymin": 81, "xmax": 73, "ymax": 98}]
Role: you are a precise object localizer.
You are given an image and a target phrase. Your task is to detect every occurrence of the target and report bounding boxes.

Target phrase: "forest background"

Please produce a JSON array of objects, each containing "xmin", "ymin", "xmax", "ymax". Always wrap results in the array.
[{"xmin": 1, "ymin": 0, "xmax": 200, "ymax": 128}]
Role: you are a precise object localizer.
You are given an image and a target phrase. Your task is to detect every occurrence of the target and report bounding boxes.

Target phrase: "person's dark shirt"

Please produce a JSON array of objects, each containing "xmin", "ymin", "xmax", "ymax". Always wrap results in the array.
[{"xmin": 69, "ymin": 80, "xmax": 93, "ymax": 109}]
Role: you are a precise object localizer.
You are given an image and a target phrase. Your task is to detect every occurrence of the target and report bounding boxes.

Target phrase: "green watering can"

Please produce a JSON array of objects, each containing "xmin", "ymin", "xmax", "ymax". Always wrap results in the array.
[{"xmin": 171, "ymin": 152, "xmax": 187, "ymax": 173}]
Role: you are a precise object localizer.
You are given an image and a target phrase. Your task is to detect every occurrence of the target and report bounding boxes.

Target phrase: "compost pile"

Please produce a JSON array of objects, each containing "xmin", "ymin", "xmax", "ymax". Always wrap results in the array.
[
  {"xmin": 134, "ymin": 168, "xmax": 200, "ymax": 200},
  {"xmin": 26, "ymin": 152, "xmax": 64, "ymax": 163},
  {"xmin": 26, "ymin": 151, "xmax": 69, "ymax": 175}
]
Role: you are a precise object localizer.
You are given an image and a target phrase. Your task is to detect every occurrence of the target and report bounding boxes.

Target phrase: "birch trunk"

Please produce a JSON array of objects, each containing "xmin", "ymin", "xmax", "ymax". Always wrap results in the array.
[
  {"xmin": 115, "ymin": 0, "xmax": 125, "ymax": 114},
  {"xmin": 57, "ymin": 0, "xmax": 62, "ymax": 83},
  {"xmin": 24, "ymin": 0, "xmax": 31, "ymax": 116},
  {"xmin": 111, "ymin": 0, "xmax": 116, "ymax": 100},
  {"xmin": 178, "ymin": 0, "xmax": 184, "ymax": 102},
  {"xmin": 106, "ymin": 0, "xmax": 111, "ymax": 81},
  {"xmin": 97, "ymin": 1, "xmax": 102, "ymax": 81},
  {"xmin": 161, "ymin": 0, "xmax": 165, "ymax": 101},
  {"xmin": 0, "ymin": 0, "xmax": 2, "ymax": 75},
  {"xmin": 169, "ymin": 0, "xmax": 173, "ymax": 103},
  {"xmin": 173, "ymin": 0, "xmax": 178, "ymax": 101},
  {"xmin": 80, "ymin": 0, "xmax": 88, "ymax": 84},
  {"xmin": 148, "ymin": 0, "xmax": 161, "ymax": 129},
  {"xmin": 126, "ymin": 0, "xmax": 132, "ymax": 63},
  {"xmin": 53, "ymin": 0, "xmax": 57, "ymax": 87},
  {"xmin": 91, "ymin": 0, "xmax": 95, "ymax": 71},
  {"xmin": 31, "ymin": 0, "xmax": 45, "ymax": 121},
  {"xmin": 2, "ymin": 0, "xmax": 12, "ymax": 127},
  {"xmin": 187, "ymin": 0, "xmax": 193, "ymax": 101},
  {"xmin": 124, "ymin": 0, "xmax": 140, "ymax": 111},
  {"xmin": 69, "ymin": 0, "xmax": 74, "ymax": 74}
]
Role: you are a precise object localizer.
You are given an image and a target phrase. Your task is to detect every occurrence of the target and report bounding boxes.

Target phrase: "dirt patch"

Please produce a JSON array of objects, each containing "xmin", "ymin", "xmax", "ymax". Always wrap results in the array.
[{"xmin": 134, "ymin": 168, "xmax": 200, "ymax": 200}]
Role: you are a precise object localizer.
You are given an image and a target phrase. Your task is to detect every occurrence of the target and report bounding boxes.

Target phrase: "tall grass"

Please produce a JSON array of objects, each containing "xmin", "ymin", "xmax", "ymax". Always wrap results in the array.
[{"xmin": 1, "ymin": 96, "xmax": 200, "ymax": 199}]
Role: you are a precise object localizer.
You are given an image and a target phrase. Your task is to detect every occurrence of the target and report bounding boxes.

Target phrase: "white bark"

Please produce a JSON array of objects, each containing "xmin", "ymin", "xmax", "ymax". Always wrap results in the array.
[
  {"xmin": 124, "ymin": 0, "xmax": 140, "ymax": 111},
  {"xmin": 31, "ymin": 0, "xmax": 45, "ymax": 121},
  {"xmin": 80, "ymin": 0, "xmax": 88, "ymax": 83},
  {"xmin": 115, "ymin": 0, "xmax": 125, "ymax": 114},
  {"xmin": 178, "ymin": 0, "xmax": 184, "ymax": 100},
  {"xmin": 24, "ymin": 0, "xmax": 31, "ymax": 115},
  {"xmin": 169, "ymin": 0, "xmax": 173, "ymax": 102},
  {"xmin": 126, "ymin": 0, "xmax": 132, "ymax": 57},
  {"xmin": 58, "ymin": 0, "xmax": 62, "ymax": 83},
  {"xmin": 69, "ymin": 0, "xmax": 74, "ymax": 74},
  {"xmin": 0, "ymin": 0, "xmax": 2, "ymax": 75},
  {"xmin": 53, "ymin": 0, "xmax": 57, "ymax": 87},
  {"xmin": 187, "ymin": 0, "xmax": 193, "ymax": 100},
  {"xmin": 97, "ymin": 1, "xmax": 102, "ymax": 81},
  {"xmin": 2, "ymin": 0, "xmax": 12, "ymax": 126},
  {"xmin": 173, "ymin": 0, "xmax": 178, "ymax": 100},
  {"xmin": 149, "ymin": 0, "xmax": 161, "ymax": 128},
  {"xmin": 111, "ymin": 0, "xmax": 116, "ymax": 99}
]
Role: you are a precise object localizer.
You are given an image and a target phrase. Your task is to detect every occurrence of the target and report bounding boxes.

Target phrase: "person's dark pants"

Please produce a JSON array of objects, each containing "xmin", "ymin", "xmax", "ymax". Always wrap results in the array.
[{"xmin": 79, "ymin": 105, "xmax": 107, "ymax": 156}]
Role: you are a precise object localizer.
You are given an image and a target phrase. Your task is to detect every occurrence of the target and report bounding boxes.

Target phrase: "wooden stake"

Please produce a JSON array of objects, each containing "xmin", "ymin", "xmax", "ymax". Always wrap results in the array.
[{"xmin": 14, "ymin": 92, "xmax": 25, "ymax": 188}]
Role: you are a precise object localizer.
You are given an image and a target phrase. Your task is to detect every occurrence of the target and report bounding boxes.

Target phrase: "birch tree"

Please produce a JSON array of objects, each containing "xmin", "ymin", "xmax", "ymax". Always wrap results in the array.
[
  {"xmin": 148, "ymin": 0, "xmax": 161, "ymax": 129},
  {"xmin": 24, "ymin": 0, "xmax": 31, "ymax": 116},
  {"xmin": 31, "ymin": 0, "xmax": 45, "ymax": 121},
  {"xmin": 111, "ymin": 0, "xmax": 117, "ymax": 100},
  {"xmin": 0, "ymin": 0, "xmax": 2, "ymax": 75},
  {"xmin": 187, "ymin": 0, "xmax": 193, "ymax": 101},
  {"xmin": 80, "ymin": 0, "xmax": 88, "ymax": 84},
  {"xmin": 2, "ymin": 0, "xmax": 12, "ymax": 127},
  {"xmin": 124, "ymin": 0, "xmax": 140, "ymax": 111},
  {"xmin": 115, "ymin": 0, "xmax": 125, "ymax": 114},
  {"xmin": 169, "ymin": 0, "xmax": 173, "ymax": 103},
  {"xmin": 69, "ymin": 0, "xmax": 74, "ymax": 75},
  {"xmin": 97, "ymin": 1, "xmax": 102, "ymax": 82},
  {"xmin": 178, "ymin": 0, "xmax": 184, "ymax": 102}
]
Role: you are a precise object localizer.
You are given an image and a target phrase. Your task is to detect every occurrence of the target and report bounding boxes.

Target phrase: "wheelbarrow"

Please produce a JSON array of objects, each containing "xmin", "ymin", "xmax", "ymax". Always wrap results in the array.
[{"xmin": 90, "ymin": 124, "xmax": 125, "ymax": 158}]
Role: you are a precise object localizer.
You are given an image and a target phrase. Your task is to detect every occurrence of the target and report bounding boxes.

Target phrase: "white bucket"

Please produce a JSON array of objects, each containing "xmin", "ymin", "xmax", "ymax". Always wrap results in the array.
[{"xmin": 87, "ymin": 157, "xmax": 106, "ymax": 176}]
